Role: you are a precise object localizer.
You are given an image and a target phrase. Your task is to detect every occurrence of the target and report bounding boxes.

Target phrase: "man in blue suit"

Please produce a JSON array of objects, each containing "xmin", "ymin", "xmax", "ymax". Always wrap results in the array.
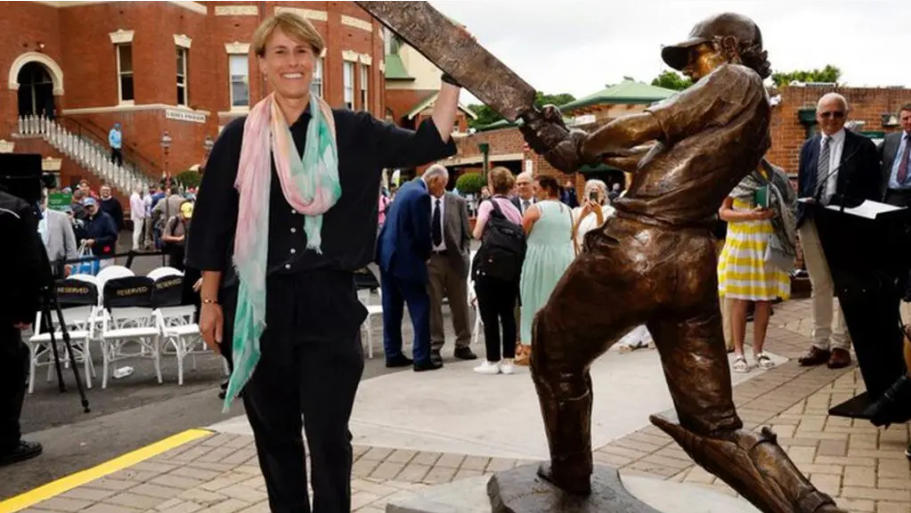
[
  {"xmin": 377, "ymin": 166, "xmax": 450, "ymax": 371},
  {"xmin": 795, "ymin": 92, "xmax": 880, "ymax": 369}
]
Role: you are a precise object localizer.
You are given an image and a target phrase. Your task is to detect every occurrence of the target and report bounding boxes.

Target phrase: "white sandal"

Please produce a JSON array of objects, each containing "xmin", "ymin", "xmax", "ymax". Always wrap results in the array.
[
  {"xmin": 732, "ymin": 355, "xmax": 749, "ymax": 373},
  {"xmin": 755, "ymin": 352, "xmax": 775, "ymax": 370}
]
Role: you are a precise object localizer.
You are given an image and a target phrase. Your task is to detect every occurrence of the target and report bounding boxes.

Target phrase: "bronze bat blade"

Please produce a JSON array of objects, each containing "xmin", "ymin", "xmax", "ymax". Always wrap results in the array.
[{"xmin": 355, "ymin": 1, "xmax": 537, "ymax": 122}]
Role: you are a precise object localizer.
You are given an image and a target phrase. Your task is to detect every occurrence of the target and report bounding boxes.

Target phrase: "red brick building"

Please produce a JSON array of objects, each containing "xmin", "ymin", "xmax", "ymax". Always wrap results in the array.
[{"xmin": 2, "ymin": 1, "xmax": 387, "ymax": 194}]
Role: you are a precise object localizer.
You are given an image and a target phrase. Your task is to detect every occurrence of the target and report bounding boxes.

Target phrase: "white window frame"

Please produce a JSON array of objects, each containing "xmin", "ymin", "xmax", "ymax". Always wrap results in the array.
[
  {"xmin": 176, "ymin": 46, "xmax": 189, "ymax": 107},
  {"xmin": 359, "ymin": 64, "xmax": 369, "ymax": 111},
  {"xmin": 115, "ymin": 43, "xmax": 134, "ymax": 105},
  {"xmin": 343, "ymin": 60, "xmax": 355, "ymax": 110},
  {"xmin": 228, "ymin": 54, "xmax": 249, "ymax": 109},
  {"xmin": 310, "ymin": 58, "xmax": 324, "ymax": 98}
]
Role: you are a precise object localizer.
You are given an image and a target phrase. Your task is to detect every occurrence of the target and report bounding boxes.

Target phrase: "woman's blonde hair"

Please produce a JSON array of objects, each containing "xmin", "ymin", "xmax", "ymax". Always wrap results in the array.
[
  {"xmin": 488, "ymin": 167, "xmax": 515, "ymax": 195},
  {"xmin": 252, "ymin": 12, "xmax": 325, "ymax": 57},
  {"xmin": 583, "ymin": 179, "xmax": 608, "ymax": 205}
]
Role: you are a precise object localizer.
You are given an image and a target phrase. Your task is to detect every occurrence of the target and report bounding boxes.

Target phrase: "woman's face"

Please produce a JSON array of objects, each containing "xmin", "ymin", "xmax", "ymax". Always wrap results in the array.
[
  {"xmin": 533, "ymin": 180, "xmax": 543, "ymax": 200},
  {"xmin": 258, "ymin": 28, "xmax": 316, "ymax": 102}
]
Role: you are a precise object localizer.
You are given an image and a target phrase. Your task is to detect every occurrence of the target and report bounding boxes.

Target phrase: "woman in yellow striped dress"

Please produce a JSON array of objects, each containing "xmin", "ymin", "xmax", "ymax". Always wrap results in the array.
[{"xmin": 717, "ymin": 169, "xmax": 791, "ymax": 373}]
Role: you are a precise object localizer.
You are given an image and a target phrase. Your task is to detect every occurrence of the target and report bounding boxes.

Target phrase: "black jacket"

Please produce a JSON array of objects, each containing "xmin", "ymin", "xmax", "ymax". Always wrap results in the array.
[
  {"xmin": 795, "ymin": 130, "xmax": 880, "ymax": 227},
  {"xmin": 0, "ymin": 191, "xmax": 45, "ymax": 325}
]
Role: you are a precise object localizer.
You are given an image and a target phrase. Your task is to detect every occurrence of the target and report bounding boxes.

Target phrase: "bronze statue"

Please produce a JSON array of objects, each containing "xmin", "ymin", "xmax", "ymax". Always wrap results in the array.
[{"xmin": 520, "ymin": 13, "xmax": 845, "ymax": 513}]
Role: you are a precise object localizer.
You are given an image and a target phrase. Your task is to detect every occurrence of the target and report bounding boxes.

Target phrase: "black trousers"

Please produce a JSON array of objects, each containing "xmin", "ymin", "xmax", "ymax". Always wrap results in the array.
[
  {"xmin": 0, "ymin": 326, "xmax": 28, "ymax": 453},
  {"xmin": 474, "ymin": 276, "xmax": 517, "ymax": 362},
  {"xmin": 110, "ymin": 148, "xmax": 123, "ymax": 167},
  {"xmin": 241, "ymin": 271, "xmax": 365, "ymax": 513}
]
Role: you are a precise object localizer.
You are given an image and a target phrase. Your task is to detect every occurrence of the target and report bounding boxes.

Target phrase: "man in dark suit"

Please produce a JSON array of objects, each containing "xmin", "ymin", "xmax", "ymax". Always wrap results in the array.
[
  {"xmin": 795, "ymin": 92, "xmax": 881, "ymax": 369},
  {"xmin": 510, "ymin": 171, "xmax": 537, "ymax": 215},
  {"xmin": 377, "ymin": 171, "xmax": 449, "ymax": 371},
  {"xmin": 0, "ymin": 188, "xmax": 45, "ymax": 466},
  {"xmin": 425, "ymin": 165, "xmax": 476, "ymax": 364},
  {"xmin": 880, "ymin": 104, "xmax": 911, "ymax": 207}
]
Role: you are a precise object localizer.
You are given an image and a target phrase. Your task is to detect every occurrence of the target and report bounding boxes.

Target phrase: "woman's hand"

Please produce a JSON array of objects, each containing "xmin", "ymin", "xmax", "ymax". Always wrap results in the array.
[
  {"xmin": 752, "ymin": 207, "xmax": 775, "ymax": 221},
  {"xmin": 199, "ymin": 303, "xmax": 223, "ymax": 354}
]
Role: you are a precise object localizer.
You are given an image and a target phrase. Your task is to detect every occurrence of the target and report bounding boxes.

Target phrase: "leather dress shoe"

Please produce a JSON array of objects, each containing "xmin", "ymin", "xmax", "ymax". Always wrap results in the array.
[
  {"xmin": 454, "ymin": 347, "xmax": 478, "ymax": 360},
  {"xmin": 798, "ymin": 346, "xmax": 830, "ymax": 367},
  {"xmin": 827, "ymin": 348, "xmax": 852, "ymax": 369},
  {"xmin": 385, "ymin": 354, "xmax": 413, "ymax": 368},
  {"xmin": 0, "ymin": 440, "xmax": 42, "ymax": 467},
  {"xmin": 413, "ymin": 359, "xmax": 443, "ymax": 372},
  {"xmin": 430, "ymin": 350, "xmax": 443, "ymax": 365}
]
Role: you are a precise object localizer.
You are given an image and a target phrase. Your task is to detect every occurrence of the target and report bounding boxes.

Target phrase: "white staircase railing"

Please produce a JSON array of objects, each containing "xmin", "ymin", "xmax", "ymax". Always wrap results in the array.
[{"xmin": 17, "ymin": 114, "xmax": 147, "ymax": 196}]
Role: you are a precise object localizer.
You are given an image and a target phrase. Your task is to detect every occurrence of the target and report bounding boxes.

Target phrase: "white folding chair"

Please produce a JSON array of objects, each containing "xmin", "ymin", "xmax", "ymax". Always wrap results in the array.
[
  {"xmin": 147, "ymin": 267, "xmax": 183, "ymax": 280},
  {"xmin": 357, "ymin": 288, "xmax": 383, "ymax": 359},
  {"xmin": 99, "ymin": 307, "xmax": 161, "ymax": 388},
  {"xmin": 95, "ymin": 265, "xmax": 134, "ymax": 305},
  {"xmin": 156, "ymin": 305, "xmax": 214, "ymax": 385},
  {"xmin": 28, "ymin": 306, "xmax": 96, "ymax": 392}
]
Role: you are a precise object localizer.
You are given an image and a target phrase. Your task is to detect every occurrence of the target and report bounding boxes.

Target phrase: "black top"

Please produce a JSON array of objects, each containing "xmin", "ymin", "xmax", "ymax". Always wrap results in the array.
[
  {"xmin": 0, "ymin": 190, "xmax": 45, "ymax": 324},
  {"xmin": 186, "ymin": 108, "xmax": 455, "ymax": 287}
]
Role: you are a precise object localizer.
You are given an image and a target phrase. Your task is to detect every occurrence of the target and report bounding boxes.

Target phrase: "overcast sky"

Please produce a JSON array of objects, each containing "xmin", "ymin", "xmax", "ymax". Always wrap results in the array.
[{"xmin": 432, "ymin": 0, "xmax": 909, "ymax": 103}]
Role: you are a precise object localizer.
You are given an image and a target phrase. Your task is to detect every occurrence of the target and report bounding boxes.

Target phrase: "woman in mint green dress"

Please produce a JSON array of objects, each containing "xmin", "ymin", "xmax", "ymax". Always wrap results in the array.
[{"xmin": 516, "ymin": 176, "xmax": 575, "ymax": 365}]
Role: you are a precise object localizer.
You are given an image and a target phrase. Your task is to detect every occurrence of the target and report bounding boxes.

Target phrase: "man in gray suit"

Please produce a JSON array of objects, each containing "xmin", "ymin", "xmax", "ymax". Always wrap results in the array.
[
  {"xmin": 881, "ymin": 104, "xmax": 911, "ymax": 208},
  {"xmin": 426, "ymin": 164, "xmax": 476, "ymax": 364},
  {"xmin": 38, "ymin": 190, "xmax": 77, "ymax": 276}
]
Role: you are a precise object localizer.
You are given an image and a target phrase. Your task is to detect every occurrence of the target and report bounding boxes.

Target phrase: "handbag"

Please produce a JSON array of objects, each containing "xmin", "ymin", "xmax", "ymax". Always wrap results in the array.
[{"xmin": 72, "ymin": 241, "xmax": 100, "ymax": 276}]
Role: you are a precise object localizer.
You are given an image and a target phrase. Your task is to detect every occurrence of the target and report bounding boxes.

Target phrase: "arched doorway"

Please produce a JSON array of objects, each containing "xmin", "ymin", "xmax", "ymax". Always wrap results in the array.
[{"xmin": 18, "ymin": 62, "xmax": 55, "ymax": 118}]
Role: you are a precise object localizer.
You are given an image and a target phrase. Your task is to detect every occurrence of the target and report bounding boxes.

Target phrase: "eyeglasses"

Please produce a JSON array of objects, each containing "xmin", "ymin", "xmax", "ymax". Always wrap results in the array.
[{"xmin": 819, "ymin": 111, "xmax": 845, "ymax": 119}]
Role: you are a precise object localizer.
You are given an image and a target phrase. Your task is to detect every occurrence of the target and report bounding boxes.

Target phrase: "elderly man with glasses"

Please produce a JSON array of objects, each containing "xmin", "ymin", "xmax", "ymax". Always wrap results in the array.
[{"xmin": 795, "ymin": 92, "xmax": 881, "ymax": 369}]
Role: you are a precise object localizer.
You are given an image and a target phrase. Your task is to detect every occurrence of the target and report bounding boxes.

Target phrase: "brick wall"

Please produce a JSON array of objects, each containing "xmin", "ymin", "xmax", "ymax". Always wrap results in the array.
[{"xmin": 767, "ymin": 85, "xmax": 910, "ymax": 173}]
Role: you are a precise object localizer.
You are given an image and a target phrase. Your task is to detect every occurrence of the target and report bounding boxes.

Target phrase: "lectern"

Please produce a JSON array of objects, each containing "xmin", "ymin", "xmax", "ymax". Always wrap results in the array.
[{"xmin": 805, "ymin": 199, "xmax": 911, "ymax": 418}]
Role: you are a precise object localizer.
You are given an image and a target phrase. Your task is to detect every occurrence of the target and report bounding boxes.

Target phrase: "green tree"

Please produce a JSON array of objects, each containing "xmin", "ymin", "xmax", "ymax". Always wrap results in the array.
[
  {"xmin": 651, "ymin": 70, "xmax": 692, "ymax": 91},
  {"xmin": 467, "ymin": 91, "xmax": 576, "ymax": 129},
  {"xmin": 455, "ymin": 172, "xmax": 485, "ymax": 195},
  {"xmin": 771, "ymin": 65, "xmax": 841, "ymax": 87}
]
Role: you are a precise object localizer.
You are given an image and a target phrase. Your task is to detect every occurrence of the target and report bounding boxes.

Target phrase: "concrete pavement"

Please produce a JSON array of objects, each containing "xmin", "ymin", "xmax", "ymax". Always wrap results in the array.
[{"xmin": 2, "ymin": 298, "xmax": 909, "ymax": 513}]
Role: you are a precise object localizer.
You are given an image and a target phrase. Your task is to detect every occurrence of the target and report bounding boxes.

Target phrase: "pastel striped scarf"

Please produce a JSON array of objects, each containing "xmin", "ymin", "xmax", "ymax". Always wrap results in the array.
[{"xmin": 225, "ymin": 92, "xmax": 339, "ymax": 410}]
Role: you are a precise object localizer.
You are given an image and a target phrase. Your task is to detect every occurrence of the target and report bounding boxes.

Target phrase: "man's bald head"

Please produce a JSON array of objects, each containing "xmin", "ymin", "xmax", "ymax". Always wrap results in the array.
[
  {"xmin": 516, "ymin": 171, "xmax": 534, "ymax": 200},
  {"xmin": 816, "ymin": 93, "xmax": 849, "ymax": 136}
]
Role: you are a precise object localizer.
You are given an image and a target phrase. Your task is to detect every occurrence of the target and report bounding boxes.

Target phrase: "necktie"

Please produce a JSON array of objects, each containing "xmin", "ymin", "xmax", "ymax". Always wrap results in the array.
[
  {"xmin": 817, "ymin": 136, "xmax": 830, "ymax": 202},
  {"xmin": 432, "ymin": 198, "xmax": 442, "ymax": 247},
  {"xmin": 897, "ymin": 135, "xmax": 911, "ymax": 185},
  {"xmin": 522, "ymin": 199, "xmax": 530, "ymax": 213}
]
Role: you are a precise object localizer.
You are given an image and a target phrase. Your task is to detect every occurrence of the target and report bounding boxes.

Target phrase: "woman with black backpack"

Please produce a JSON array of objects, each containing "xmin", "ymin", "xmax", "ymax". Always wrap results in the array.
[{"xmin": 471, "ymin": 167, "xmax": 525, "ymax": 375}]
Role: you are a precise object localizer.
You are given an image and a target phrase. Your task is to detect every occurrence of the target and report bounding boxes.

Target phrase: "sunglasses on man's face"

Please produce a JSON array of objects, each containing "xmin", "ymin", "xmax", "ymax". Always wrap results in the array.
[{"xmin": 819, "ymin": 111, "xmax": 845, "ymax": 119}]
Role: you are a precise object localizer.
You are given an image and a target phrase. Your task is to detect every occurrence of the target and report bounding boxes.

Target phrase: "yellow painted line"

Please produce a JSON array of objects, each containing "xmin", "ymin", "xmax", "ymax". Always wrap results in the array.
[{"xmin": 0, "ymin": 428, "xmax": 212, "ymax": 513}]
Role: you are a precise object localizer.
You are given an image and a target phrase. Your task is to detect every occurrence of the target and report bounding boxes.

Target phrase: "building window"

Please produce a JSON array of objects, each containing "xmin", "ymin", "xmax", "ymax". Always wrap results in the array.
[
  {"xmin": 176, "ymin": 47, "xmax": 188, "ymax": 106},
  {"xmin": 116, "ymin": 44, "xmax": 134, "ymax": 103},
  {"xmin": 229, "ymin": 54, "xmax": 249, "ymax": 108},
  {"xmin": 343, "ymin": 61, "xmax": 354, "ymax": 110},
  {"xmin": 310, "ymin": 58, "xmax": 323, "ymax": 97},
  {"xmin": 360, "ymin": 64, "xmax": 369, "ymax": 111}
]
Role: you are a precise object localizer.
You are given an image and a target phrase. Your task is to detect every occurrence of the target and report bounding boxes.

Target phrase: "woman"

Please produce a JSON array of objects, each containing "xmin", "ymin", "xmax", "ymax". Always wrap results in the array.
[
  {"xmin": 571, "ymin": 179, "xmax": 614, "ymax": 253},
  {"xmin": 516, "ymin": 175, "xmax": 575, "ymax": 365},
  {"xmin": 572, "ymin": 179, "xmax": 651, "ymax": 352},
  {"xmin": 471, "ymin": 167, "xmax": 523, "ymax": 375},
  {"xmin": 717, "ymin": 160, "xmax": 795, "ymax": 373},
  {"xmin": 186, "ymin": 11, "xmax": 460, "ymax": 513},
  {"xmin": 161, "ymin": 200, "xmax": 193, "ymax": 271}
]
